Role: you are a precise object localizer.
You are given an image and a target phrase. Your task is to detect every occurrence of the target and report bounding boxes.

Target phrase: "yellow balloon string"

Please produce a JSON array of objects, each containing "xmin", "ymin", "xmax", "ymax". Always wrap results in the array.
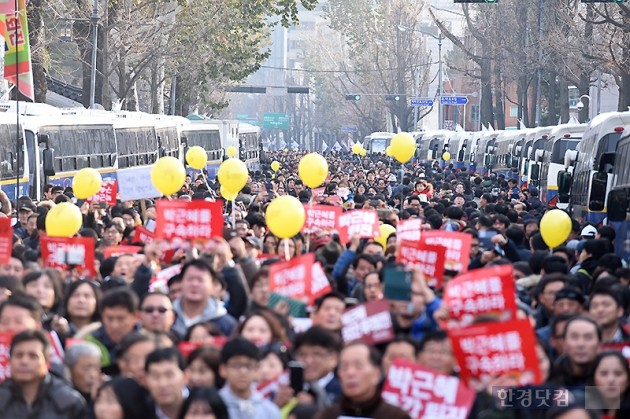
[
  {"xmin": 284, "ymin": 239, "xmax": 290, "ymax": 261},
  {"xmin": 231, "ymin": 199, "xmax": 236, "ymax": 229}
]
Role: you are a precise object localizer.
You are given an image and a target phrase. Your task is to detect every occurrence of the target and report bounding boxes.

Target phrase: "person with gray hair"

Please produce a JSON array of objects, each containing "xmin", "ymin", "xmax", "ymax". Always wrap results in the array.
[{"xmin": 64, "ymin": 341, "xmax": 103, "ymax": 403}]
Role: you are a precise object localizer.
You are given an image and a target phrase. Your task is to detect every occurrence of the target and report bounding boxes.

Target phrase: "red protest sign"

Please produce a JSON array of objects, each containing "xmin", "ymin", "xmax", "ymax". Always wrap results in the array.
[
  {"xmin": 104, "ymin": 245, "xmax": 142, "ymax": 259},
  {"xmin": 448, "ymin": 318, "xmax": 542, "ymax": 388},
  {"xmin": 382, "ymin": 359, "xmax": 475, "ymax": 419},
  {"xmin": 132, "ymin": 225, "xmax": 154, "ymax": 244},
  {"xmin": 257, "ymin": 371, "xmax": 289, "ymax": 400},
  {"xmin": 177, "ymin": 337, "xmax": 228, "ymax": 359},
  {"xmin": 150, "ymin": 263, "xmax": 182, "ymax": 293},
  {"xmin": 303, "ymin": 205, "xmax": 342, "ymax": 235},
  {"xmin": 311, "ymin": 187, "xmax": 325, "ymax": 201},
  {"xmin": 337, "ymin": 210, "xmax": 380, "ymax": 243},
  {"xmin": 443, "ymin": 265, "xmax": 517, "ymax": 328},
  {"xmin": 0, "ymin": 217, "xmax": 11, "ymax": 265},
  {"xmin": 602, "ymin": 343, "xmax": 630, "ymax": 361},
  {"xmin": 269, "ymin": 253, "xmax": 331, "ymax": 305},
  {"xmin": 396, "ymin": 218, "xmax": 423, "ymax": 243},
  {"xmin": 420, "ymin": 231, "xmax": 471, "ymax": 273},
  {"xmin": 0, "ymin": 332, "xmax": 11, "ymax": 382},
  {"xmin": 40, "ymin": 235, "xmax": 96, "ymax": 278},
  {"xmin": 154, "ymin": 200, "xmax": 224, "ymax": 241},
  {"xmin": 397, "ymin": 240, "xmax": 446, "ymax": 289},
  {"xmin": 87, "ymin": 178, "xmax": 117, "ymax": 207},
  {"xmin": 341, "ymin": 300, "xmax": 394, "ymax": 344}
]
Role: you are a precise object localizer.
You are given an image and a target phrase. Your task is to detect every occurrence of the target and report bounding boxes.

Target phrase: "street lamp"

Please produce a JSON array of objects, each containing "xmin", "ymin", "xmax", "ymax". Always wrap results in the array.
[{"xmin": 397, "ymin": 24, "xmax": 444, "ymax": 129}]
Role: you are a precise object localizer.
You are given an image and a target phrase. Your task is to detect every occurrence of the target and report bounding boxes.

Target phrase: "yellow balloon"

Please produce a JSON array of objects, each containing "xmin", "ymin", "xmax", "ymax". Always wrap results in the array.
[
  {"xmin": 390, "ymin": 132, "xmax": 416, "ymax": 163},
  {"xmin": 298, "ymin": 153, "xmax": 329, "ymax": 188},
  {"xmin": 151, "ymin": 156, "xmax": 186, "ymax": 196},
  {"xmin": 221, "ymin": 185, "xmax": 237, "ymax": 201},
  {"xmin": 227, "ymin": 146, "xmax": 237, "ymax": 158},
  {"xmin": 72, "ymin": 168, "xmax": 102, "ymax": 199},
  {"xmin": 359, "ymin": 149, "xmax": 367, "ymax": 156},
  {"xmin": 375, "ymin": 223, "xmax": 396, "ymax": 249},
  {"xmin": 352, "ymin": 143, "xmax": 362, "ymax": 155},
  {"xmin": 266, "ymin": 195, "xmax": 306, "ymax": 239},
  {"xmin": 442, "ymin": 151, "xmax": 451, "ymax": 161},
  {"xmin": 46, "ymin": 202, "xmax": 83, "ymax": 237},
  {"xmin": 385, "ymin": 146, "xmax": 393, "ymax": 157},
  {"xmin": 218, "ymin": 158, "xmax": 248, "ymax": 194},
  {"xmin": 186, "ymin": 146, "xmax": 207, "ymax": 170},
  {"xmin": 540, "ymin": 209, "xmax": 572, "ymax": 248},
  {"xmin": 271, "ymin": 161, "xmax": 281, "ymax": 172}
]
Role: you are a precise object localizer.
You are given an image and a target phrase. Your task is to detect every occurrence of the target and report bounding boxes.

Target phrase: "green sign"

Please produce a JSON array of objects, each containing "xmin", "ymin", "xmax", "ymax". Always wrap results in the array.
[{"xmin": 262, "ymin": 113, "xmax": 289, "ymax": 129}]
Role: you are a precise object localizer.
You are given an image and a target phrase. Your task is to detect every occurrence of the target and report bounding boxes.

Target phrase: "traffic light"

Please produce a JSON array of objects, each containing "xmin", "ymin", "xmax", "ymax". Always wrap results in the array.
[
  {"xmin": 346, "ymin": 94, "xmax": 361, "ymax": 101},
  {"xmin": 385, "ymin": 95, "xmax": 402, "ymax": 101}
]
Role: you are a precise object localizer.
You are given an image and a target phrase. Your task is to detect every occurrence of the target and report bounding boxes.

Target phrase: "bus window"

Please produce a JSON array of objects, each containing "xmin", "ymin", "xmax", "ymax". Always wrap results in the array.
[
  {"xmin": 589, "ymin": 172, "xmax": 608, "ymax": 211},
  {"xmin": 558, "ymin": 171, "xmax": 572, "ymax": 203},
  {"xmin": 607, "ymin": 189, "xmax": 628, "ymax": 222},
  {"xmin": 531, "ymin": 164, "xmax": 540, "ymax": 181},
  {"xmin": 551, "ymin": 140, "xmax": 579, "ymax": 164}
]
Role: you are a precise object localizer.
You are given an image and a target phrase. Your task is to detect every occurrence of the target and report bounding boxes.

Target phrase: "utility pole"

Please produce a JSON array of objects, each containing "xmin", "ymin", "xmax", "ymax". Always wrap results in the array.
[
  {"xmin": 438, "ymin": 34, "xmax": 443, "ymax": 130},
  {"xmin": 89, "ymin": 0, "xmax": 99, "ymax": 108},
  {"xmin": 413, "ymin": 67, "xmax": 420, "ymax": 131}
]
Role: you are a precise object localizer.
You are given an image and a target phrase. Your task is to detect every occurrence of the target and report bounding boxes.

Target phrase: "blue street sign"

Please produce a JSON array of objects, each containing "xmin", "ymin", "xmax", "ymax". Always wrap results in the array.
[
  {"xmin": 341, "ymin": 125, "xmax": 358, "ymax": 133},
  {"xmin": 409, "ymin": 97, "xmax": 434, "ymax": 107},
  {"xmin": 440, "ymin": 96, "xmax": 469, "ymax": 105}
]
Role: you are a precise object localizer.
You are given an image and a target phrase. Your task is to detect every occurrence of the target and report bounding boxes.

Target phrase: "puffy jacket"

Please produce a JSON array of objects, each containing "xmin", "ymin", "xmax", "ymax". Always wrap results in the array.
[
  {"xmin": 314, "ymin": 393, "xmax": 411, "ymax": 419},
  {"xmin": 0, "ymin": 374, "xmax": 87, "ymax": 419},
  {"xmin": 171, "ymin": 297, "xmax": 237, "ymax": 339}
]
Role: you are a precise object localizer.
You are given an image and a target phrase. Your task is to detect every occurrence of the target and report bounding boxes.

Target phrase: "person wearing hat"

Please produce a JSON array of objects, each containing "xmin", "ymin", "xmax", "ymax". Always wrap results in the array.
[
  {"xmin": 572, "ymin": 239, "xmax": 611, "ymax": 293},
  {"xmin": 13, "ymin": 201, "xmax": 36, "ymax": 239},
  {"xmin": 536, "ymin": 286, "xmax": 585, "ymax": 342}
]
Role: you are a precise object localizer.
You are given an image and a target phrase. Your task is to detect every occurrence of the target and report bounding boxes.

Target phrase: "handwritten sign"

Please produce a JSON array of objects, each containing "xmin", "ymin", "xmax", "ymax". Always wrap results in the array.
[
  {"xmin": 117, "ymin": 166, "xmax": 161, "ymax": 201},
  {"xmin": 382, "ymin": 360, "xmax": 475, "ymax": 419}
]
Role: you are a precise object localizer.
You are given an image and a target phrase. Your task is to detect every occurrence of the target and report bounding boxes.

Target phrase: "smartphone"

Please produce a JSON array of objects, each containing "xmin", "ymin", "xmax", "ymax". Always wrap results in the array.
[
  {"xmin": 478, "ymin": 229, "xmax": 499, "ymax": 251},
  {"xmin": 288, "ymin": 361, "xmax": 305, "ymax": 394},
  {"xmin": 492, "ymin": 244, "xmax": 506, "ymax": 258},
  {"xmin": 383, "ymin": 266, "xmax": 412, "ymax": 301}
]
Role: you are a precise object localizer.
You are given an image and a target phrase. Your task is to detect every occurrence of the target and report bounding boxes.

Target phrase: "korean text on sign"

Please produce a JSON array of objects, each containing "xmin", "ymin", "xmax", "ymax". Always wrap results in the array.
[
  {"xmin": 303, "ymin": 205, "xmax": 342, "ymax": 234},
  {"xmin": 154, "ymin": 200, "xmax": 223, "ymax": 241},
  {"xmin": 87, "ymin": 178, "xmax": 117, "ymax": 207},
  {"xmin": 341, "ymin": 300, "xmax": 394, "ymax": 345},
  {"xmin": 448, "ymin": 318, "xmax": 542, "ymax": 387},
  {"xmin": 420, "ymin": 231, "xmax": 471, "ymax": 273},
  {"xmin": 0, "ymin": 217, "xmax": 11, "ymax": 265},
  {"xmin": 269, "ymin": 253, "xmax": 331, "ymax": 305},
  {"xmin": 381, "ymin": 359, "xmax": 475, "ymax": 419},
  {"xmin": 443, "ymin": 264, "xmax": 517, "ymax": 328},
  {"xmin": 396, "ymin": 218, "xmax": 423, "ymax": 243},
  {"xmin": 40, "ymin": 235, "xmax": 96, "ymax": 278},
  {"xmin": 397, "ymin": 240, "xmax": 446, "ymax": 289},
  {"xmin": 337, "ymin": 210, "xmax": 380, "ymax": 243}
]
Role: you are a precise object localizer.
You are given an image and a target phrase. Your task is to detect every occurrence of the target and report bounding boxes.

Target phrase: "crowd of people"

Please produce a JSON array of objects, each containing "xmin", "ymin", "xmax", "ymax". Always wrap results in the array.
[{"xmin": 0, "ymin": 149, "xmax": 628, "ymax": 419}]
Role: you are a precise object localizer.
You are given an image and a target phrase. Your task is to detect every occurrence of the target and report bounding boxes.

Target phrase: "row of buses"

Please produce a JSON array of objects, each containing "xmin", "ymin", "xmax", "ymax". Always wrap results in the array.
[
  {"xmin": 0, "ymin": 102, "xmax": 262, "ymax": 200},
  {"xmin": 363, "ymin": 113, "xmax": 630, "ymax": 259}
]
